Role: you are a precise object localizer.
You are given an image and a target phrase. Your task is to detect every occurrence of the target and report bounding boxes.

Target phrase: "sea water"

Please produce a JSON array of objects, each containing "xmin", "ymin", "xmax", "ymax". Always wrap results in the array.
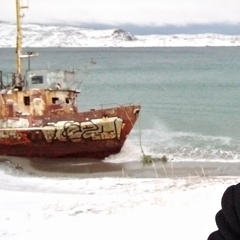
[
  {"xmin": 1, "ymin": 47, "xmax": 240, "ymax": 240},
  {"xmin": 1, "ymin": 47, "xmax": 240, "ymax": 162}
]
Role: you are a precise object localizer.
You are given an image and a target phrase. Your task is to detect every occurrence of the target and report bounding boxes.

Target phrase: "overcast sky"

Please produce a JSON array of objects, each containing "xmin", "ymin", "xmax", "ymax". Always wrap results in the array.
[{"xmin": 1, "ymin": 0, "xmax": 240, "ymax": 34}]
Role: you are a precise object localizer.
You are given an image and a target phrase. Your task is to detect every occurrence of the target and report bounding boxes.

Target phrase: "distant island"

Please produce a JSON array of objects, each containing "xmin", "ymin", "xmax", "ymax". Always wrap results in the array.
[{"xmin": 1, "ymin": 22, "xmax": 240, "ymax": 47}]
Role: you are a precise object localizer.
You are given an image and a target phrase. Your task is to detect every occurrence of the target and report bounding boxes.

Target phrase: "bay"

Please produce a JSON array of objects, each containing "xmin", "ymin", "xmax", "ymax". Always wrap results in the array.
[
  {"xmin": 1, "ymin": 47, "xmax": 240, "ymax": 162},
  {"xmin": 1, "ymin": 47, "xmax": 240, "ymax": 240}
]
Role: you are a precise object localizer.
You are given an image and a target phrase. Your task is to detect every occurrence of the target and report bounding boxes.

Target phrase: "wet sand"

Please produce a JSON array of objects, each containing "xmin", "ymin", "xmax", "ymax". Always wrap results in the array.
[{"xmin": 1, "ymin": 155, "xmax": 240, "ymax": 178}]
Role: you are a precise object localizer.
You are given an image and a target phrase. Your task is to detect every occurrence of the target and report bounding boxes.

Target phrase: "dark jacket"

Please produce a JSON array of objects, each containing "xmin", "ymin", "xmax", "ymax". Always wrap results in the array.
[{"xmin": 208, "ymin": 182, "xmax": 240, "ymax": 240}]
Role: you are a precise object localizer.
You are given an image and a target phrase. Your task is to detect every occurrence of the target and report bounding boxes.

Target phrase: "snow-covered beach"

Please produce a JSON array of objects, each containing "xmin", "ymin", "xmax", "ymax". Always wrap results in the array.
[{"xmin": 1, "ymin": 156, "xmax": 240, "ymax": 240}]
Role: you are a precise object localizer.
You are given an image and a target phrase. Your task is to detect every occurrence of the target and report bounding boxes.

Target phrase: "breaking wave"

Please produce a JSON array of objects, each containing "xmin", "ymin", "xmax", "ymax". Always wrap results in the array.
[{"xmin": 106, "ymin": 128, "xmax": 240, "ymax": 163}]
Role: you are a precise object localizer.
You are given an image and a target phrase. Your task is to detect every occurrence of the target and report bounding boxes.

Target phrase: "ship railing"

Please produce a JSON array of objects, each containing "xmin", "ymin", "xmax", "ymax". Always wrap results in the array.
[
  {"xmin": 0, "ymin": 72, "xmax": 25, "ymax": 90},
  {"xmin": 100, "ymin": 103, "xmax": 137, "ymax": 109},
  {"xmin": 82, "ymin": 103, "xmax": 137, "ymax": 111}
]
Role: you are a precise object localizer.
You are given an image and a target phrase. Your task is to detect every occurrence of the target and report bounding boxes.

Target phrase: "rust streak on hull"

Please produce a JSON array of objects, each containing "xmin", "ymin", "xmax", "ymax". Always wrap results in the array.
[{"xmin": 0, "ymin": 105, "xmax": 140, "ymax": 159}]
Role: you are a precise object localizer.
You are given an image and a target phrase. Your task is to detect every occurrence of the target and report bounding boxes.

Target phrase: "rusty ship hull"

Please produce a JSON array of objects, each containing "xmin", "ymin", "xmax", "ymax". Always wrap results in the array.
[{"xmin": 0, "ymin": 104, "xmax": 140, "ymax": 159}]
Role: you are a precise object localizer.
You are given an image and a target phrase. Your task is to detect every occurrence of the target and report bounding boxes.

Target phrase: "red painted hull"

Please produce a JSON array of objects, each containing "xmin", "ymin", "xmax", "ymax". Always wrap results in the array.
[{"xmin": 0, "ymin": 139, "xmax": 123, "ymax": 159}]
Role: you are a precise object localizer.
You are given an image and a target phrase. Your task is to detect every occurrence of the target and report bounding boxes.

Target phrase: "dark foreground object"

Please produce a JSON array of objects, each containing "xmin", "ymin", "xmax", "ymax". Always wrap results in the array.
[{"xmin": 208, "ymin": 182, "xmax": 240, "ymax": 240}]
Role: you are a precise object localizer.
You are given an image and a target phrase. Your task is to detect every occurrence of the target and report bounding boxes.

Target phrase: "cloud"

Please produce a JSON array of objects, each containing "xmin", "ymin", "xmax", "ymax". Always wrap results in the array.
[{"xmin": 1, "ymin": 0, "xmax": 240, "ymax": 27}]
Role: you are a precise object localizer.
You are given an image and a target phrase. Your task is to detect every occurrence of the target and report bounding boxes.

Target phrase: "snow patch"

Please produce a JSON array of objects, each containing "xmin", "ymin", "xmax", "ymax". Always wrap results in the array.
[{"xmin": 1, "ymin": 22, "xmax": 240, "ymax": 47}]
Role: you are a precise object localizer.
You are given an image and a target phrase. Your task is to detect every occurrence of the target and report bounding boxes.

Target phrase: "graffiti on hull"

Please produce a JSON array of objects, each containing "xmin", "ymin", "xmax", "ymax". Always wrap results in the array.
[
  {"xmin": 0, "ymin": 130, "xmax": 30, "ymax": 145},
  {"xmin": 43, "ymin": 117, "xmax": 124, "ymax": 142},
  {"xmin": 0, "ymin": 117, "xmax": 124, "ymax": 145}
]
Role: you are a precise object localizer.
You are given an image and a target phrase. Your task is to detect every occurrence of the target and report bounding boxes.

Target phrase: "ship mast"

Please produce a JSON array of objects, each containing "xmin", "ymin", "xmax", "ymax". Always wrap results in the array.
[{"xmin": 16, "ymin": 0, "xmax": 28, "ymax": 75}]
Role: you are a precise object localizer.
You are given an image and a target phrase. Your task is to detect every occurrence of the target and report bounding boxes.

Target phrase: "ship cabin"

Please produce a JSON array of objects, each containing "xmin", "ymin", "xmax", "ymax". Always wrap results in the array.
[{"xmin": 0, "ymin": 69, "xmax": 79, "ymax": 119}]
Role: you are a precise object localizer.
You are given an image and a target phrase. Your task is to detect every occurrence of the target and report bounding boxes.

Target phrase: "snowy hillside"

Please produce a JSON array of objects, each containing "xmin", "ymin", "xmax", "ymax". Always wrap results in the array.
[{"xmin": 1, "ymin": 22, "xmax": 240, "ymax": 47}]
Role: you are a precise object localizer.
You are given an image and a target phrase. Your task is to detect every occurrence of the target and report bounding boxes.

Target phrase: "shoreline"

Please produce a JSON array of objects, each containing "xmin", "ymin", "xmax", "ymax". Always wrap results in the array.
[{"xmin": 1, "ymin": 156, "xmax": 240, "ymax": 178}]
